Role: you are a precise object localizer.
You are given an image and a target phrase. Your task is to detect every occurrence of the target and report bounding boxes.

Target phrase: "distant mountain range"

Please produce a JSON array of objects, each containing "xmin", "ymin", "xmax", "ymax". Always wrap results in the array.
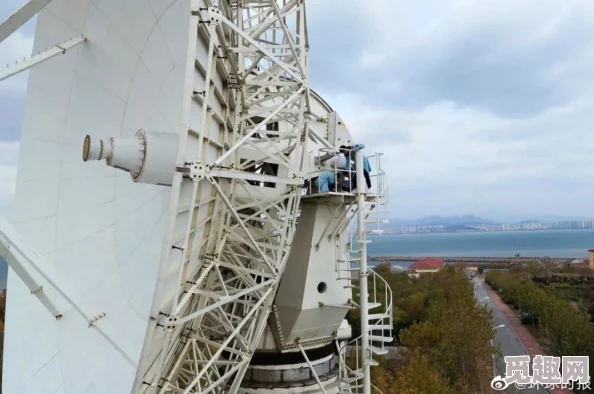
[{"xmin": 388, "ymin": 215, "xmax": 593, "ymax": 227}]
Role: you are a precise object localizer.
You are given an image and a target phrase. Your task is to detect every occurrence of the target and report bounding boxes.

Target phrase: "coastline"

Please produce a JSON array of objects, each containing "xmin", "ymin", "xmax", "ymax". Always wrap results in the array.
[
  {"xmin": 368, "ymin": 255, "xmax": 574, "ymax": 263},
  {"xmin": 363, "ymin": 230, "xmax": 594, "ymax": 259},
  {"xmin": 375, "ymin": 228, "xmax": 594, "ymax": 236}
]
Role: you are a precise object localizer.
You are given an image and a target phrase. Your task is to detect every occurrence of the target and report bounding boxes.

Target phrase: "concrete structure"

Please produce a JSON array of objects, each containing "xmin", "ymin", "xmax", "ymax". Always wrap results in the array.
[{"xmin": 589, "ymin": 249, "xmax": 594, "ymax": 269}]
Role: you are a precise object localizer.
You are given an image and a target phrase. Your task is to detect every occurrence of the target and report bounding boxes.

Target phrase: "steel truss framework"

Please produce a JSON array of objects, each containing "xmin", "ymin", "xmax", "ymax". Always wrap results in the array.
[{"xmin": 135, "ymin": 1, "xmax": 311, "ymax": 393}]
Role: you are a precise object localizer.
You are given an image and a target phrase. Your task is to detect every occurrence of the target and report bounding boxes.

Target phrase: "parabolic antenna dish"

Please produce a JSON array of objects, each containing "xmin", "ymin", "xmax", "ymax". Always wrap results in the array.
[{"xmin": 2, "ymin": 0, "xmax": 311, "ymax": 393}]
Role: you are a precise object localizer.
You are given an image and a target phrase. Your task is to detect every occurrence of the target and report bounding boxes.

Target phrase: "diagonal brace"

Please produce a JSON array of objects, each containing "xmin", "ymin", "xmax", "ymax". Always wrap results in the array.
[
  {"xmin": 208, "ymin": 177, "xmax": 278, "ymax": 275},
  {"xmin": 208, "ymin": 7, "xmax": 305, "ymax": 84},
  {"xmin": 0, "ymin": 239, "xmax": 62, "ymax": 319},
  {"xmin": 214, "ymin": 87, "xmax": 304, "ymax": 166},
  {"xmin": 0, "ymin": 0, "xmax": 52, "ymax": 44},
  {"xmin": 0, "ymin": 216, "xmax": 136, "ymax": 366},
  {"xmin": 0, "ymin": 35, "xmax": 86, "ymax": 82}
]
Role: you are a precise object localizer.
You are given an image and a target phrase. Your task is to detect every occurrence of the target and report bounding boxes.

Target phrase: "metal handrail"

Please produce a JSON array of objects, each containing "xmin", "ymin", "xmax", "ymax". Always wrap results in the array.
[
  {"xmin": 342, "ymin": 267, "xmax": 393, "ymax": 348},
  {"xmin": 304, "ymin": 148, "xmax": 387, "ymax": 197},
  {"xmin": 336, "ymin": 267, "xmax": 393, "ymax": 392},
  {"xmin": 336, "ymin": 339, "xmax": 386, "ymax": 394}
]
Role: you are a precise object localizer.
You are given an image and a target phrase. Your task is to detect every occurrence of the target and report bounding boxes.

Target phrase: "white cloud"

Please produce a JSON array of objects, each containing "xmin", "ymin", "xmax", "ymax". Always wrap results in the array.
[
  {"xmin": 0, "ymin": 1, "xmax": 593, "ymax": 220},
  {"xmin": 0, "ymin": 27, "xmax": 33, "ymax": 143},
  {"xmin": 0, "ymin": 29, "xmax": 33, "ymax": 92},
  {"xmin": 325, "ymin": 0, "xmax": 593, "ymax": 68},
  {"xmin": 0, "ymin": 140, "xmax": 19, "ymax": 164},
  {"xmin": 307, "ymin": 0, "xmax": 594, "ymax": 218},
  {"xmin": 0, "ymin": 141, "xmax": 19, "ymax": 213},
  {"xmin": 0, "ymin": 25, "xmax": 30, "ymax": 212},
  {"xmin": 319, "ymin": 89, "xmax": 594, "ymax": 216},
  {"xmin": 310, "ymin": 0, "xmax": 594, "ymax": 115}
]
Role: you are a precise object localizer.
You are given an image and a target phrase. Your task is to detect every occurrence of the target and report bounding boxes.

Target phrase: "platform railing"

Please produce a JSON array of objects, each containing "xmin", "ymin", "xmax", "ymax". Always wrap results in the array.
[
  {"xmin": 364, "ymin": 153, "xmax": 389, "ymax": 235},
  {"xmin": 303, "ymin": 147, "xmax": 387, "ymax": 197},
  {"xmin": 303, "ymin": 147, "xmax": 353, "ymax": 195}
]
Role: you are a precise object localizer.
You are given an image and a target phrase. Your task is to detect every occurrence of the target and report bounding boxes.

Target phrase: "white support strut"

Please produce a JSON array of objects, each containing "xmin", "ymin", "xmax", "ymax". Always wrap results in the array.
[
  {"xmin": 0, "ymin": 35, "xmax": 85, "ymax": 82},
  {"xmin": 299, "ymin": 345, "xmax": 329, "ymax": 394},
  {"xmin": 356, "ymin": 150, "xmax": 371, "ymax": 394},
  {"xmin": 0, "ymin": 0, "xmax": 52, "ymax": 44},
  {"xmin": 0, "ymin": 216, "xmax": 136, "ymax": 366},
  {"xmin": 0, "ymin": 224, "xmax": 62, "ymax": 319}
]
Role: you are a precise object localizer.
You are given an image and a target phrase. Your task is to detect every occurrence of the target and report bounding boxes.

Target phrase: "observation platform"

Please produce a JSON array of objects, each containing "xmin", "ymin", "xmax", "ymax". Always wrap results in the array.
[{"xmin": 301, "ymin": 191, "xmax": 378, "ymax": 204}]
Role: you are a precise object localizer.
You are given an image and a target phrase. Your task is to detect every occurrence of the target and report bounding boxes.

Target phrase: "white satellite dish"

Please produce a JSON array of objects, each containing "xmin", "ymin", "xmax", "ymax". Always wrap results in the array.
[
  {"xmin": 0, "ymin": 0, "xmax": 393, "ymax": 393},
  {"xmin": 2, "ymin": 0, "xmax": 196, "ymax": 392},
  {"xmin": 0, "ymin": 0, "xmax": 313, "ymax": 393}
]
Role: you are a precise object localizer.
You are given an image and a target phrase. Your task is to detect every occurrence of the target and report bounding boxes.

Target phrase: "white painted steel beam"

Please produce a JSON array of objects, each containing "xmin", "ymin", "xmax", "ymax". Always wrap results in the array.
[
  {"xmin": 0, "ymin": 0, "xmax": 51, "ymax": 44},
  {"xmin": 356, "ymin": 150, "xmax": 371, "ymax": 394},
  {"xmin": 211, "ymin": 9, "xmax": 305, "ymax": 85},
  {"xmin": 214, "ymin": 87, "xmax": 304, "ymax": 166},
  {"xmin": 0, "ymin": 229, "xmax": 62, "ymax": 319},
  {"xmin": 0, "ymin": 35, "xmax": 85, "ymax": 81},
  {"xmin": 0, "ymin": 216, "xmax": 136, "ymax": 367},
  {"xmin": 206, "ymin": 168, "xmax": 304, "ymax": 185},
  {"xmin": 299, "ymin": 344, "xmax": 329, "ymax": 394},
  {"xmin": 309, "ymin": 125, "xmax": 334, "ymax": 149}
]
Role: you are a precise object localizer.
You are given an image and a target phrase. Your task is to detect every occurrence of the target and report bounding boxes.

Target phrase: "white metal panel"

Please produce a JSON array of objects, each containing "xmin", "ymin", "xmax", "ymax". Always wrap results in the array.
[{"xmin": 4, "ymin": 1, "xmax": 193, "ymax": 393}]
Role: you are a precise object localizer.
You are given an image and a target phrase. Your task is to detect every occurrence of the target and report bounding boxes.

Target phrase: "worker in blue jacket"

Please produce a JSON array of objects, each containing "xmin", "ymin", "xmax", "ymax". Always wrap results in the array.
[
  {"xmin": 316, "ymin": 171, "xmax": 336, "ymax": 193},
  {"xmin": 340, "ymin": 144, "xmax": 372, "ymax": 189}
]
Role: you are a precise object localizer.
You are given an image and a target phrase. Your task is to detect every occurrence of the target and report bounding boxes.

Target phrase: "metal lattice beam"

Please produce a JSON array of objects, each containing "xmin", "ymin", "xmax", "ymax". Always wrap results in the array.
[{"xmin": 135, "ymin": 0, "xmax": 310, "ymax": 392}]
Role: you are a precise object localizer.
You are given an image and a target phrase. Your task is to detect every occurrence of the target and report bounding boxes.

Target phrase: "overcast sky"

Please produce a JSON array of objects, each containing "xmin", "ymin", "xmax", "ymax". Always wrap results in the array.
[{"xmin": 1, "ymin": 0, "xmax": 594, "ymax": 221}]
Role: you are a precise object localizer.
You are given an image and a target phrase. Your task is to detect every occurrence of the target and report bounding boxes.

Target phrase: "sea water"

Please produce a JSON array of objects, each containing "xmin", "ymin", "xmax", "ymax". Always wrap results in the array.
[{"xmin": 366, "ymin": 229, "xmax": 594, "ymax": 258}]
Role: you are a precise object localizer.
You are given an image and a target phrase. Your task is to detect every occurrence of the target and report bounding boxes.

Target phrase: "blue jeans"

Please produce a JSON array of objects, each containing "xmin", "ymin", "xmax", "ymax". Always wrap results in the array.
[{"xmin": 316, "ymin": 172, "xmax": 335, "ymax": 193}]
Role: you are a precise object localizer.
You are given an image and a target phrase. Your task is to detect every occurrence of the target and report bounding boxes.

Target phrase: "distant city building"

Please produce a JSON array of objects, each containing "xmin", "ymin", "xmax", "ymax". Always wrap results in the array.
[
  {"xmin": 589, "ymin": 249, "xmax": 594, "ymax": 270},
  {"xmin": 408, "ymin": 258, "xmax": 445, "ymax": 277},
  {"xmin": 383, "ymin": 217, "xmax": 593, "ymax": 234}
]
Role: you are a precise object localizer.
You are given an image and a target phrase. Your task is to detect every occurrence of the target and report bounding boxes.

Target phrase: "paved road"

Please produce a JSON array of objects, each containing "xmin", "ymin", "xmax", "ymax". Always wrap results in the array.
[{"xmin": 474, "ymin": 279, "xmax": 546, "ymax": 394}]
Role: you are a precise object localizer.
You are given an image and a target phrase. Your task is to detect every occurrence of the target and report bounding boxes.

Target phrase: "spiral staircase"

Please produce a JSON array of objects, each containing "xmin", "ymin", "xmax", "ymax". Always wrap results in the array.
[{"xmin": 335, "ymin": 153, "xmax": 393, "ymax": 394}]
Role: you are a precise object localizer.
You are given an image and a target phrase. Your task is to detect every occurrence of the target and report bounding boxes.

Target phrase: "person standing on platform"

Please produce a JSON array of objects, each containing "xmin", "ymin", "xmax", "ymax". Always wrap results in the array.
[
  {"xmin": 340, "ymin": 144, "xmax": 372, "ymax": 191},
  {"xmin": 323, "ymin": 152, "xmax": 348, "ymax": 192}
]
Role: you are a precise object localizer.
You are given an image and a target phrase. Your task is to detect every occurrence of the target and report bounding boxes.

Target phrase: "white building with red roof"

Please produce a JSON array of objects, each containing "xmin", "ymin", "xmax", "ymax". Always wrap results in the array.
[{"xmin": 408, "ymin": 258, "xmax": 446, "ymax": 277}]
